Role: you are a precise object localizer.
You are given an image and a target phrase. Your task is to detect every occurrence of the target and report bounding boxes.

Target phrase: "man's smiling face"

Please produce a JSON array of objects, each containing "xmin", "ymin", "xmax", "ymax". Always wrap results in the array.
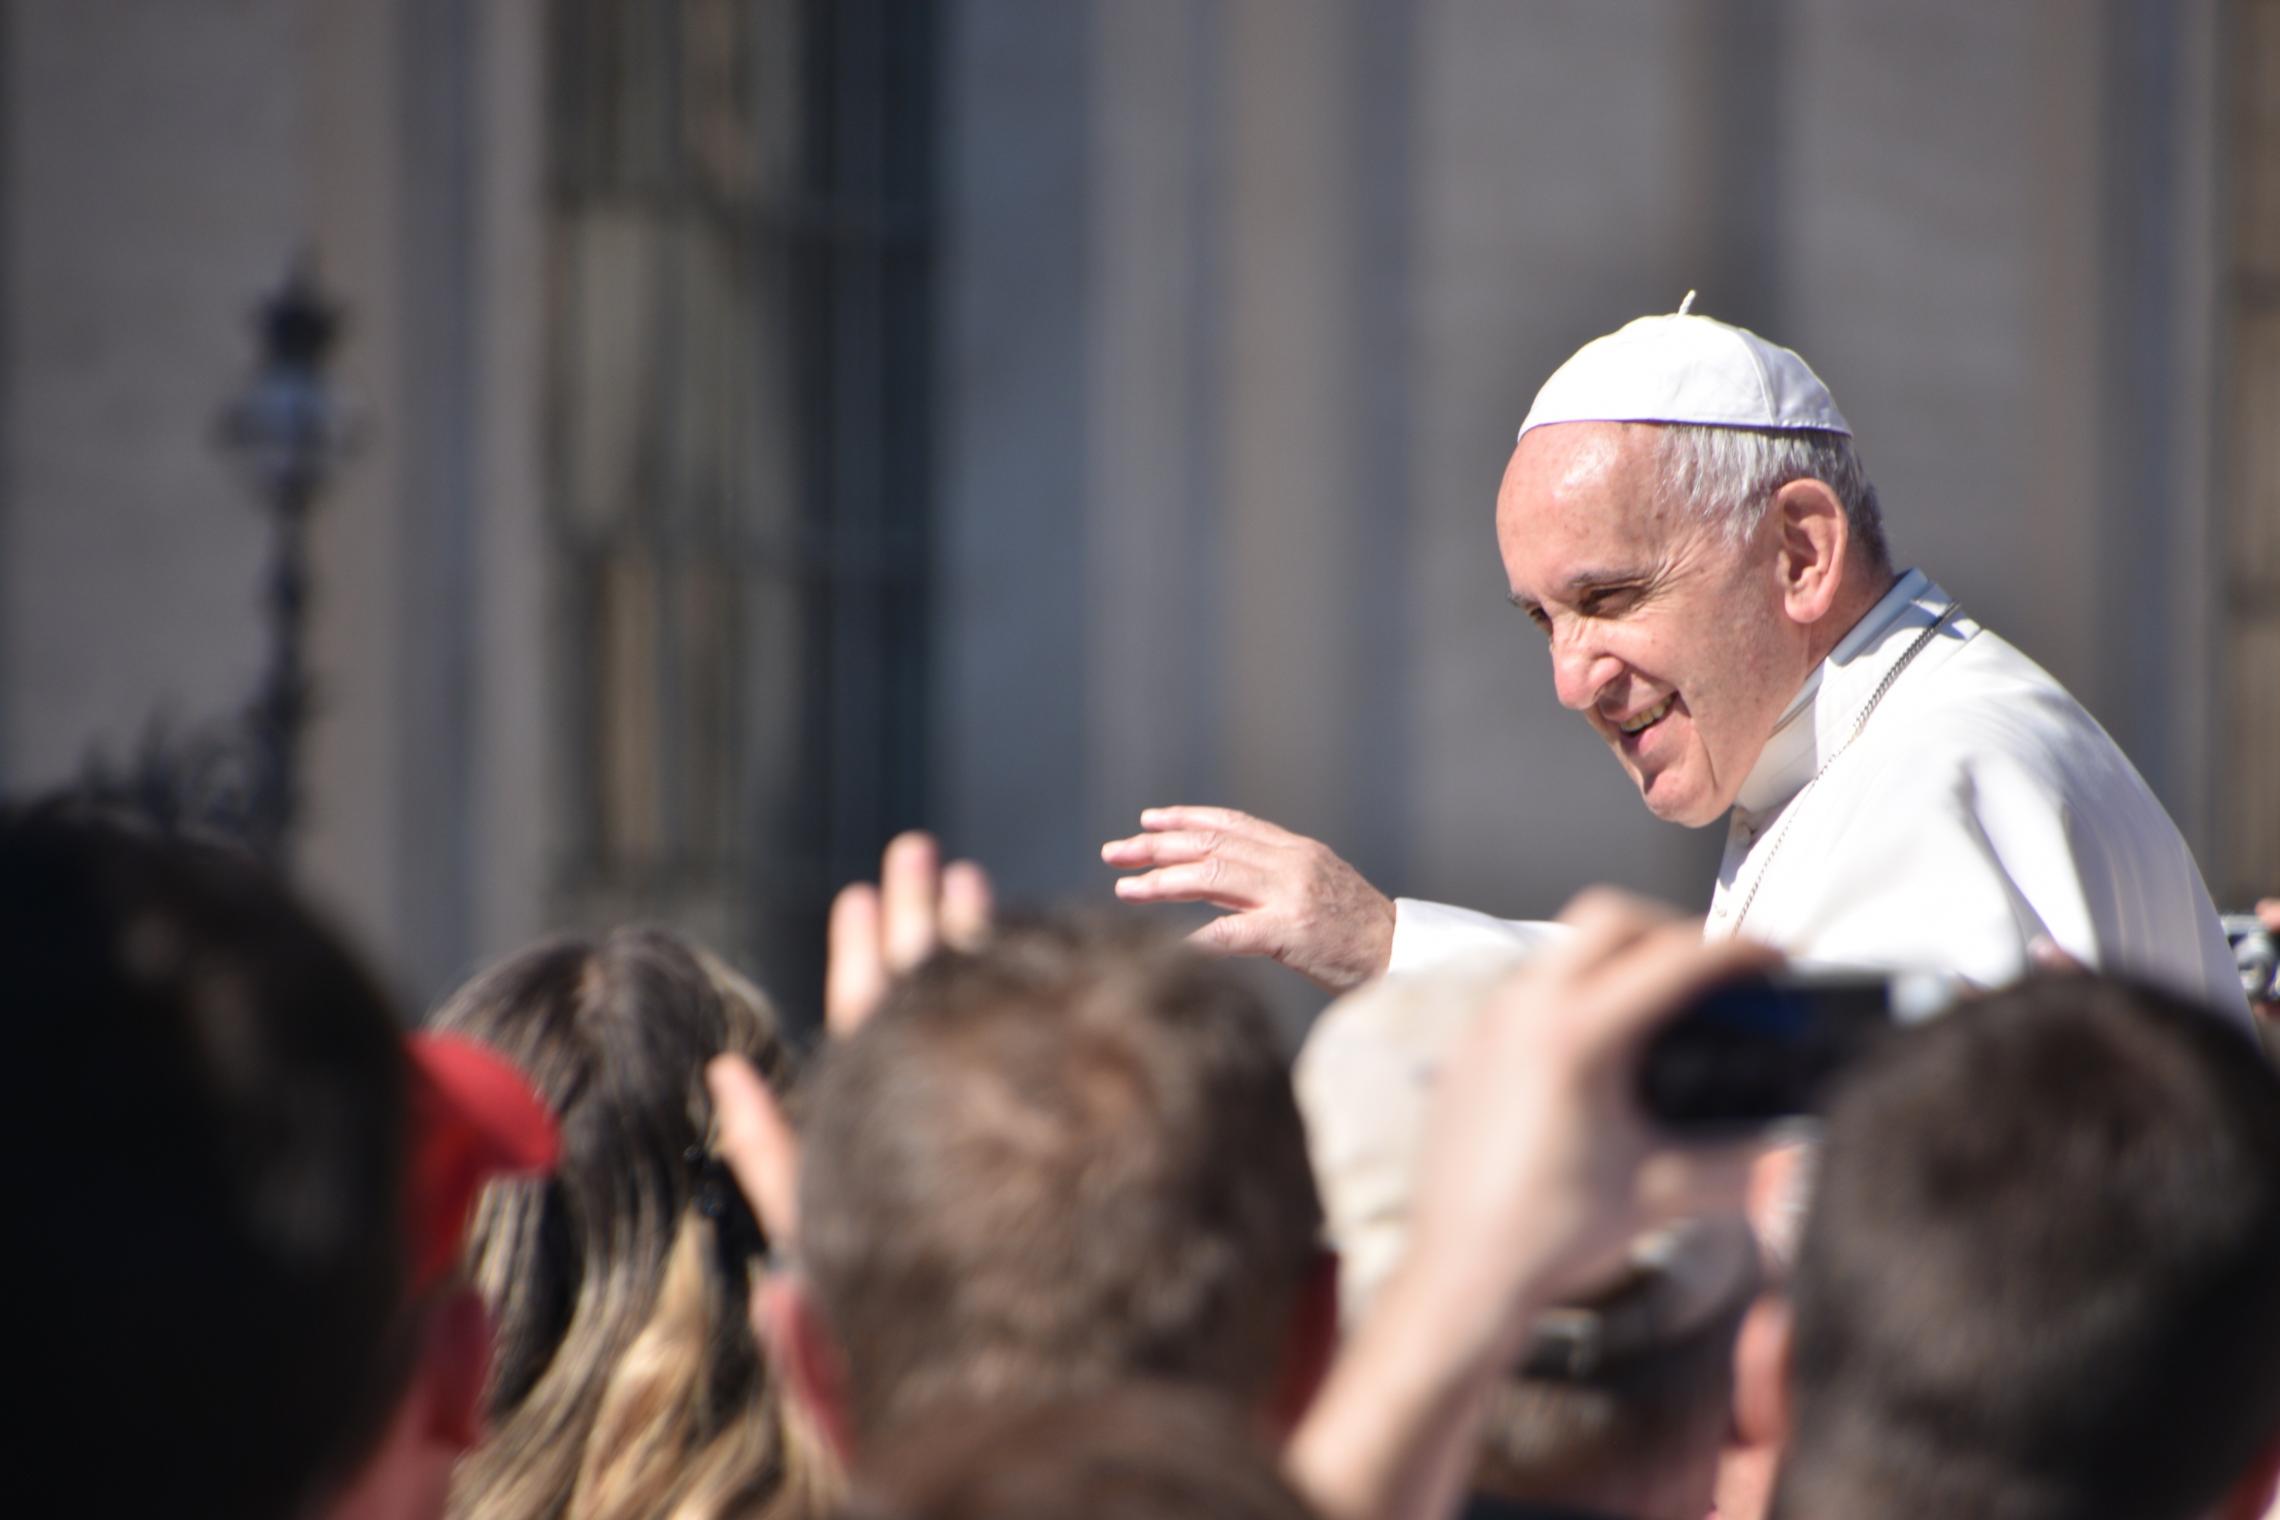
[{"xmin": 1495, "ymin": 422, "xmax": 1809, "ymax": 828}]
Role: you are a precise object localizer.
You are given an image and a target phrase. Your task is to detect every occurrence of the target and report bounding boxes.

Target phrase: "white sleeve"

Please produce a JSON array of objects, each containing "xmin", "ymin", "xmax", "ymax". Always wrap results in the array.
[{"xmin": 1387, "ymin": 898, "xmax": 1569, "ymax": 977}]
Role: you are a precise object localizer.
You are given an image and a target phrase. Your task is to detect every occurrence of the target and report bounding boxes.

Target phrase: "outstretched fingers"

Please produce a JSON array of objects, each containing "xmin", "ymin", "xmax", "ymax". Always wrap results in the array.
[
  {"xmin": 1103, "ymin": 815, "xmax": 1285, "ymax": 911},
  {"xmin": 1113, "ymin": 855, "xmax": 1273, "ymax": 909},
  {"xmin": 940, "ymin": 858, "xmax": 993, "ymax": 950},
  {"xmin": 1100, "ymin": 806, "xmax": 1285, "ymax": 863},
  {"xmin": 1140, "ymin": 804, "xmax": 1276, "ymax": 837},
  {"xmin": 1098, "ymin": 829, "xmax": 1234, "ymax": 869},
  {"xmin": 1104, "ymin": 805, "xmax": 1396, "ymax": 989},
  {"xmin": 827, "ymin": 831, "xmax": 1000, "ymax": 1035},
  {"xmin": 825, "ymin": 882, "xmax": 889, "ymax": 1036},
  {"xmin": 705, "ymin": 1053, "xmax": 801, "ymax": 1251},
  {"xmin": 880, "ymin": 830, "xmax": 944, "ymax": 972}
]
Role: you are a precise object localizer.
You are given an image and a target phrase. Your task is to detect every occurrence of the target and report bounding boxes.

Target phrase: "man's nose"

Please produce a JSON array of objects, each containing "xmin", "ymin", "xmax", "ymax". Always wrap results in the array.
[{"xmin": 1550, "ymin": 637, "xmax": 1619, "ymax": 712}]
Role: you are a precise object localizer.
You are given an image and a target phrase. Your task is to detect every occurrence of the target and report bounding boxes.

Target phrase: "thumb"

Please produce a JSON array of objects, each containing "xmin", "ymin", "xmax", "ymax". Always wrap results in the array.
[{"xmin": 706, "ymin": 1054, "xmax": 802, "ymax": 1251}]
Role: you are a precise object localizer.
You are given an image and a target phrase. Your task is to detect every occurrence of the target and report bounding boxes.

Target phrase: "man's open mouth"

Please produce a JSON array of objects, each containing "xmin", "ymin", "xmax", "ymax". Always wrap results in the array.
[{"xmin": 1616, "ymin": 695, "xmax": 1675, "ymax": 736}]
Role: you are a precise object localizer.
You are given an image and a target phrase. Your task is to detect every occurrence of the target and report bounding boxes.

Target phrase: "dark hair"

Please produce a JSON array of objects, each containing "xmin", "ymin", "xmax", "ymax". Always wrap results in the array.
[
  {"xmin": 1773, "ymin": 975, "xmax": 2280, "ymax": 1520},
  {"xmin": 432, "ymin": 927, "xmax": 826, "ymax": 1520},
  {"xmin": 844, "ymin": 1383, "xmax": 1318, "ymax": 1520},
  {"xmin": 795, "ymin": 915, "xmax": 1326, "ymax": 1445},
  {"xmin": 5, "ymin": 806, "xmax": 411, "ymax": 1519}
]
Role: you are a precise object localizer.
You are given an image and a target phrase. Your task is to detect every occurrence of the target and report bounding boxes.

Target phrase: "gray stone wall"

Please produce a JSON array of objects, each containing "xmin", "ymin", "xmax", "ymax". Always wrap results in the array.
[
  {"xmin": 0, "ymin": 0, "xmax": 298, "ymax": 791},
  {"xmin": 0, "ymin": 0, "xmax": 553, "ymax": 1002},
  {"xmin": 934, "ymin": 0, "xmax": 2253, "ymax": 968},
  {"xmin": 2, "ymin": 0, "xmax": 2259, "ymax": 1010}
]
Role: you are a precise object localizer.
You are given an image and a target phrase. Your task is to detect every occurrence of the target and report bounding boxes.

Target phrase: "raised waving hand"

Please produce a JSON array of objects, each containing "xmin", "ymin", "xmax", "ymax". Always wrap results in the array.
[{"xmin": 1101, "ymin": 805, "xmax": 1394, "ymax": 991}]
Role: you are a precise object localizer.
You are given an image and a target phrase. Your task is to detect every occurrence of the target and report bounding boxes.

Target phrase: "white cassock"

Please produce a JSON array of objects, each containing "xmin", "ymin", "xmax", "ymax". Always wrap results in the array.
[{"xmin": 1387, "ymin": 569, "xmax": 2252, "ymax": 1025}]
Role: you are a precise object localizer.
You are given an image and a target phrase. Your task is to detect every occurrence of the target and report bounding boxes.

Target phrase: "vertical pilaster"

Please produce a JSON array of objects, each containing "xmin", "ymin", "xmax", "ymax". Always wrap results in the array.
[{"xmin": 2218, "ymin": 0, "xmax": 2280, "ymax": 900}]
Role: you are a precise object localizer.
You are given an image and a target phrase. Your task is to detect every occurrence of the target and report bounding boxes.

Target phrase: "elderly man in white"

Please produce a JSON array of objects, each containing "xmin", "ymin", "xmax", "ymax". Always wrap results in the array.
[{"xmin": 1103, "ymin": 303, "xmax": 2249, "ymax": 1020}]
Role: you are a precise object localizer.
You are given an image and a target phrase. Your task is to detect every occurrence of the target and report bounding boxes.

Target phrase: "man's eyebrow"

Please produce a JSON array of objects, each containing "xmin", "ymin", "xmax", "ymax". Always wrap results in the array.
[
  {"xmin": 1560, "ymin": 567, "xmax": 1645, "ymax": 594},
  {"xmin": 1513, "ymin": 569, "xmax": 1645, "ymax": 609}
]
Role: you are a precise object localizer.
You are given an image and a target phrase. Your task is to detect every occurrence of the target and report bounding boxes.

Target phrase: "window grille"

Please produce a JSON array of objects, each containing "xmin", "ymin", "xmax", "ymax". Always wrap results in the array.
[{"xmin": 544, "ymin": 0, "xmax": 935, "ymax": 1022}]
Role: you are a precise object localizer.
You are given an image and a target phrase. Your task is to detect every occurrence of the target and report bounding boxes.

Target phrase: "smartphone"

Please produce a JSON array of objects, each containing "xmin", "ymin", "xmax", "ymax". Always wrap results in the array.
[{"xmin": 1637, "ymin": 972, "xmax": 1897, "ymax": 1130}]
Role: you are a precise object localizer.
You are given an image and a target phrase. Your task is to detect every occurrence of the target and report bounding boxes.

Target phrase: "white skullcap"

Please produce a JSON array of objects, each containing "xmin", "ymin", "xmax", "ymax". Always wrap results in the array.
[{"xmin": 1518, "ymin": 293, "xmax": 1851, "ymax": 441}]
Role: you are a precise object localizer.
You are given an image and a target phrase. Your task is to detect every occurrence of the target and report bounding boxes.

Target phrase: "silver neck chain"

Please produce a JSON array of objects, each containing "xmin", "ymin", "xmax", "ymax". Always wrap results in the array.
[{"xmin": 1724, "ymin": 602, "xmax": 1962, "ymax": 938}]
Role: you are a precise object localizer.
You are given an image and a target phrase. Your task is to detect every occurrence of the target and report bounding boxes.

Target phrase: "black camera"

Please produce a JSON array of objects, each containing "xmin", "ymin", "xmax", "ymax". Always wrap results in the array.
[
  {"xmin": 2223, "ymin": 914, "xmax": 2279, "ymax": 1006},
  {"xmin": 1638, "ymin": 972, "xmax": 1898, "ymax": 1131}
]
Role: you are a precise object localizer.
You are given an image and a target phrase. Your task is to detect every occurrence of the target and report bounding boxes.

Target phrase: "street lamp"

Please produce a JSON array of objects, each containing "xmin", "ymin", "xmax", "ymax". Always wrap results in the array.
[
  {"xmin": 214, "ymin": 255, "xmax": 358, "ymax": 863},
  {"xmin": 69, "ymin": 256, "xmax": 357, "ymax": 859}
]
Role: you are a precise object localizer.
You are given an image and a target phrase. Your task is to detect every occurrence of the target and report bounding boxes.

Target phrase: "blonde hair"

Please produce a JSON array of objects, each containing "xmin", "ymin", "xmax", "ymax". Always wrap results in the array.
[{"xmin": 434, "ymin": 927, "xmax": 837, "ymax": 1520}]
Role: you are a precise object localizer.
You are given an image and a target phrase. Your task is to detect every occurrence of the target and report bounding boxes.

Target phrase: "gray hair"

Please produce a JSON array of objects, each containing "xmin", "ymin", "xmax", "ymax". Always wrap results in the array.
[{"xmin": 1657, "ymin": 425, "xmax": 1889, "ymax": 568}]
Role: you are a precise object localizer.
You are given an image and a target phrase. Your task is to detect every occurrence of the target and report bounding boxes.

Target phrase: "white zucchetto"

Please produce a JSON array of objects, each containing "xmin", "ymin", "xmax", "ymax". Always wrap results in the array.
[{"xmin": 1518, "ymin": 297, "xmax": 1852, "ymax": 441}]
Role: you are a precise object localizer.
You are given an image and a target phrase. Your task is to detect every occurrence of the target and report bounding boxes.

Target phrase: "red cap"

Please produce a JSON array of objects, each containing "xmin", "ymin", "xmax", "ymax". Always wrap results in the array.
[{"xmin": 403, "ymin": 1033, "xmax": 560, "ymax": 1292}]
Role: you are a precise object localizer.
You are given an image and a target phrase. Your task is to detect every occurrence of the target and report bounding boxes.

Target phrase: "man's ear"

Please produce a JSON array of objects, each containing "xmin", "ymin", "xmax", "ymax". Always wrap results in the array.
[
  {"xmin": 423, "ymin": 1285, "xmax": 495, "ymax": 1451},
  {"xmin": 319, "ymin": 1290, "xmax": 495, "ymax": 1520},
  {"xmin": 1732, "ymin": 1292, "xmax": 1792, "ymax": 1449},
  {"xmin": 1265, "ymin": 1248, "xmax": 1341, "ymax": 1443},
  {"xmin": 1770, "ymin": 478, "xmax": 1850, "ymax": 626},
  {"xmin": 757, "ymin": 1273, "xmax": 858, "ymax": 1466}
]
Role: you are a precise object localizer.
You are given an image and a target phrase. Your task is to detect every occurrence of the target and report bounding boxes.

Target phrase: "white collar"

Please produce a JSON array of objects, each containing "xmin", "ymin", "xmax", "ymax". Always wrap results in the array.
[{"xmin": 1732, "ymin": 569, "xmax": 1963, "ymax": 819}]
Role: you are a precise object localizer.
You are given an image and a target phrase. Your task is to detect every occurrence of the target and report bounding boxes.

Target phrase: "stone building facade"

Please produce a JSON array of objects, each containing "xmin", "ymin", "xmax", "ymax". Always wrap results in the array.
[{"xmin": 1, "ymin": 0, "xmax": 2269, "ymax": 1017}]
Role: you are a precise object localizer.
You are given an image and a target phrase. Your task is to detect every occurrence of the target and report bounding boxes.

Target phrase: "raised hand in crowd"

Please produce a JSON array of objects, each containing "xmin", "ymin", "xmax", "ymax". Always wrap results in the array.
[
  {"xmin": 1286, "ymin": 890, "xmax": 1778, "ymax": 1520},
  {"xmin": 1101, "ymin": 806, "xmax": 1394, "ymax": 991},
  {"xmin": 826, "ymin": 830, "xmax": 993, "ymax": 1034},
  {"xmin": 707, "ymin": 830, "xmax": 993, "ymax": 1248}
]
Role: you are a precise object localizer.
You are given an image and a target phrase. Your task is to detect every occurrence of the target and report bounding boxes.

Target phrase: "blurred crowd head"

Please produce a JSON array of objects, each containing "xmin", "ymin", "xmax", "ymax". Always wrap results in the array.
[
  {"xmin": 790, "ymin": 915, "xmax": 1331, "ymax": 1453},
  {"xmin": 1777, "ymin": 973, "xmax": 2280, "ymax": 1520},
  {"xmin": 845, "ymin": 1382, "xmax": 1317, "ymax": 1520},
  {"xmin": 8, "ymin": 803, "xmax": 412, "ymax": 1518},
  {"xmin": 433, "ymin": 926, "xmax": 824, "ymax": 1520}
]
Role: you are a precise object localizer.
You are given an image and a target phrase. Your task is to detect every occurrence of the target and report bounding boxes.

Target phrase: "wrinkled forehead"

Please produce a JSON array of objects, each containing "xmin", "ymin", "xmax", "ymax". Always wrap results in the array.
[{"xmin": 1496, "ymin": 422, "xmax": 1691, "ymax": 560}]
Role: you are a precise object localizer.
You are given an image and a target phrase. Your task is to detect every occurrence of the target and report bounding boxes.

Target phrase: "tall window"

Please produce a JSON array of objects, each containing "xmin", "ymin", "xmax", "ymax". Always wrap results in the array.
[{"xmin": 545, "ymin": 0, "xmax": 936, "ymax": 1022}]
